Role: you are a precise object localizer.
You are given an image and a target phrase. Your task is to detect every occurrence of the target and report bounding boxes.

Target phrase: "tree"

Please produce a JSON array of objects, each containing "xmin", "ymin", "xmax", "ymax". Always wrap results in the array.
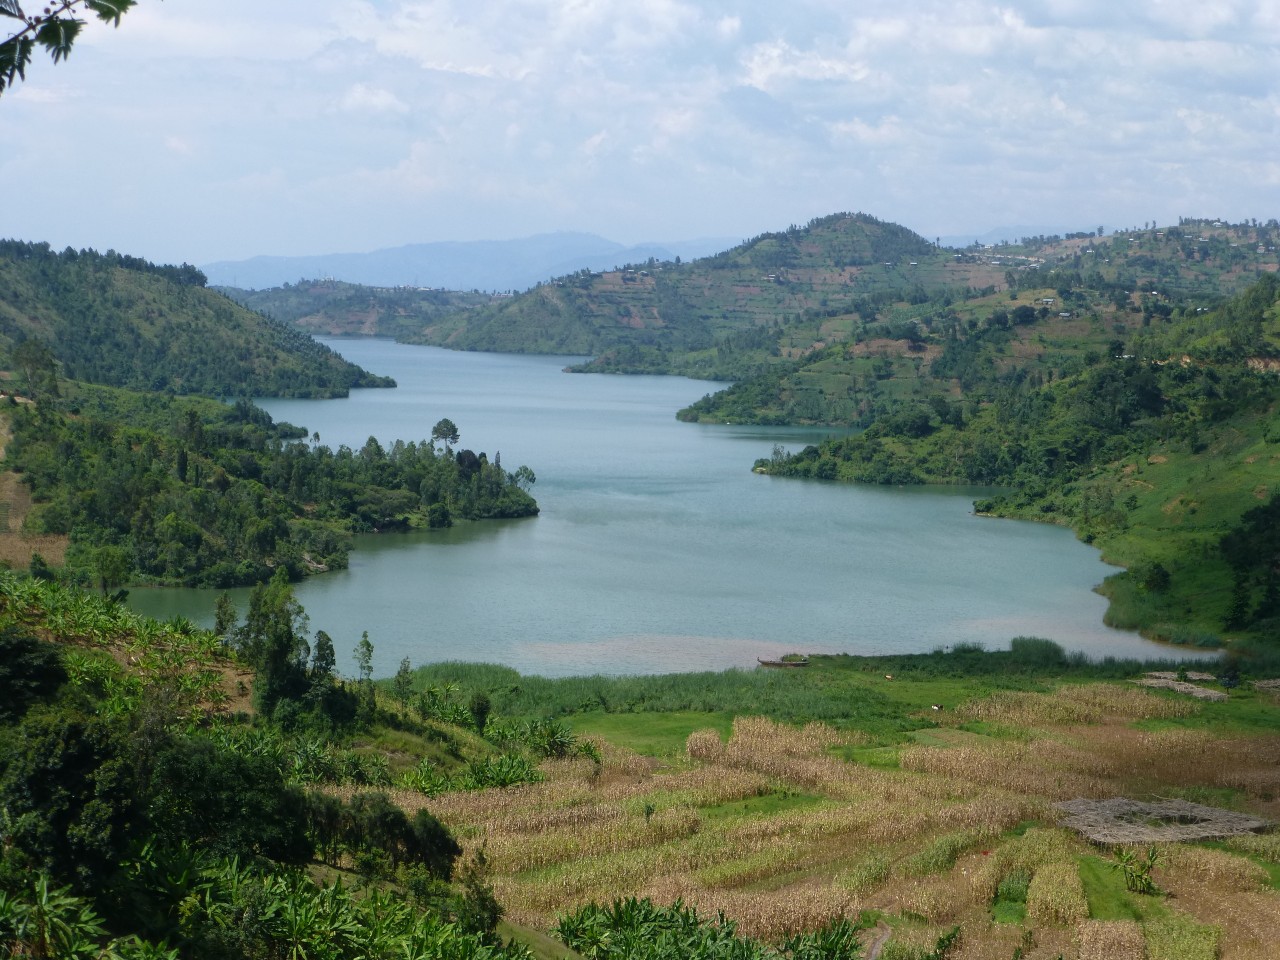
[
  {"xmin": 0, "ymin": 627, "xmax": 65, "ymax": 723},
  {"xmin": 311, "ymin": 629, "xmax": 336, "ymax": 680},
  {"xmin": 392, "ymin": 656, "xmax": 413, "ymax": 703},
  {"xmin": 468, "ymin": 691, "xmax": 491, "ymax": 735},
  {"xmin": 236, "ymin": 569, "xmax": 309, "ymax": 718},
  {"xmin": 353, "ymin": 631, "xmax": 373, "ymax": 684},
  {"xmin": 11, "ymin": 338, "xmax": 59, "ymax": 400},
  {"xmin": 213, "ymin": 592, "xmax": 237, "ymax": 641},
  {"xmin": 91, "ymin": 544, "xmax": 131, "ymax": 599},
  {"xmin": 1, "ymin": 0, "xmax": 139, "ymax": 96},
  {"xmin": 431, "ymin": 418, "xmax": 459, "ymax": 454}
]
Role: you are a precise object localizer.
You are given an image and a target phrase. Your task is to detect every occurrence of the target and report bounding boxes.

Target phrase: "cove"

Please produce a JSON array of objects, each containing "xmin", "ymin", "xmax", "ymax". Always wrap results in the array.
[{"xmin": 128, "ymin": 338, "xmax": 1208, "ymax": 677}]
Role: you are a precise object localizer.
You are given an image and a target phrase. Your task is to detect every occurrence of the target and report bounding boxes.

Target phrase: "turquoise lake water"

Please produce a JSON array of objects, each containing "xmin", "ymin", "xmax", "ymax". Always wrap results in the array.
[{"xmin": 128, "ymin": 338, "xmax": 1209, "ymax": 677}]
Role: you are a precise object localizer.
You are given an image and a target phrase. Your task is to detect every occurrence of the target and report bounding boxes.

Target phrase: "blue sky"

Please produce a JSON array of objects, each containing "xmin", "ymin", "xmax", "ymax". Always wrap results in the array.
[{"xmin": 3, "ymin": 0, "xmax": 1278, "ymax": 264}]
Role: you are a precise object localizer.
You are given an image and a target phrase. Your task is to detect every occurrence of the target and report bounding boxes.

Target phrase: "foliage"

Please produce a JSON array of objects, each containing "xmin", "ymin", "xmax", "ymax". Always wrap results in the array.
[
  {"xmin": 1, "ymin": 0, "xmax": 137, "ymax": 96},
  {"xmin": 554, "ymin": 897, "xmax": 864, "ymax": 960},
  {"xmin": 0, "ymin": 240, "xmax": 393, "ymax": 398},
  {"xmin": 221, "ymin": 279, "xmax": 500, "ymax": 340},
  {"xmin": 0, "ymin": 573, "xmax": 534, "ymax": 959},
  {"xmin": 4, "ymin": 385, "xmax": 537, "ymax": 586},
  {"xmin": 305, "ymin": 790, "xmax": 461, "ymax": 879},
  {"xmin": 1112, "ymin": 846, "xmax": 1160, "ymax": 894},
  {"xmin": 409, "ymin": 641, "xmax": 1200, "ymax": 747},
  {"xmin": 0, "ymin": 625, "xmax": 66, "ymax": 722}
]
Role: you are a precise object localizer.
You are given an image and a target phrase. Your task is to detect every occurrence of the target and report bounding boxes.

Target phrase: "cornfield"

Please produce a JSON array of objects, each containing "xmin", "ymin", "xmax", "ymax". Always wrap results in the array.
[{"xmin": 353, "ymin": 676, "xmax": 1279, "ymax": 952}]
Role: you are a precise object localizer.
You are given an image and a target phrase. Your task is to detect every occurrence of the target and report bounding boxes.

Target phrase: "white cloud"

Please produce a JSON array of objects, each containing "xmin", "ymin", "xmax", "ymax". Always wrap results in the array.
[
  {"xmin": 340, "ymin": 83, "xmax": 410, "ymax": 114},
  {"xmin": 164, "ymin": 135, "xmax": 196, "ymax": 156},
  {"xmin": 1, "ymin": 0, "xmax": 1277, "ymax": 262}
]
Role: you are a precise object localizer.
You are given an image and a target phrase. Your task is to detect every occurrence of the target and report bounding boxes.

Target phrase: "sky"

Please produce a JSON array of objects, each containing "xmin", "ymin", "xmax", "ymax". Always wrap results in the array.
[{"xmin": 3, "ymin": 0, "xmax": 1279, "ymax": 266}]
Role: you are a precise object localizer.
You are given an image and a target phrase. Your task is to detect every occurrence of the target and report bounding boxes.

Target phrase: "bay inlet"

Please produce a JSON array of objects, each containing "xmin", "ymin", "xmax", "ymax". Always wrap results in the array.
[{"xmin": 128, "ymin": 338, "xmax": 1208, "ymax": 677}]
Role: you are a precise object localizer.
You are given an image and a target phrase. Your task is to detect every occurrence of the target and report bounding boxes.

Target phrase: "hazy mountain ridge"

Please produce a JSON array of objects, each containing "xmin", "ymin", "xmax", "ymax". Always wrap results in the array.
[{"xmin": 203, "ymin": 232, "xmax": 741, "ymax": 292}]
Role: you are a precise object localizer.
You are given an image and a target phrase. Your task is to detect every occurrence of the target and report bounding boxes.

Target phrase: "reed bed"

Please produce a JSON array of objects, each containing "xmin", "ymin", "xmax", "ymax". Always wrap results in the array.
[
  {"xmin": 1077, "ymin": 920, "xmax": 1145, "ymax": 960},
  {"xmin": 1025, "ymin": 861, "xmax": 1088, "ymax": 926}
]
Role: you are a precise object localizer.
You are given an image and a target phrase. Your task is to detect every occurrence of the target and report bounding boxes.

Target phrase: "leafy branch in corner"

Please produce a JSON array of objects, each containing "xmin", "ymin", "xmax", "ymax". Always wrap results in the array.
[{"xmin": 1, "ymin": 0, "xmax": 139, "ymax": 95}]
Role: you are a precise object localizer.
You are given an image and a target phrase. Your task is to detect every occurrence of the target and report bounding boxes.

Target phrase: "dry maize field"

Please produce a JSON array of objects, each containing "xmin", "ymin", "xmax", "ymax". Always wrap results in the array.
[{"xmin": 389, "ymin": 683, "xmax": 1280, "ymax": 959}]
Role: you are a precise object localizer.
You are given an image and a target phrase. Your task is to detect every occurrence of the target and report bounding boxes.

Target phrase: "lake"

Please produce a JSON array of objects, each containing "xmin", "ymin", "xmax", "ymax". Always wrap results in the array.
[{"xmin": 128, "ymin": 339, "xmax": 1206, "ymax": 677}]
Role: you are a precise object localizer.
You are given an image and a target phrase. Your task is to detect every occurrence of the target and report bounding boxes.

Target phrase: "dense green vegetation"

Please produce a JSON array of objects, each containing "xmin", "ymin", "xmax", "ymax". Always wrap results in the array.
[
  {"xmin": 6, "ymin": 382, "xmax": 537, "ymax": 587},
  {"xmin": 226, "ymin": 217, "xmax": 1280, "ymax": 426},
  {"xmin": 555, "ymin": 898, "xmax": 864, "ymax": 960},
  {"xmin": 681, "ymin": 219, "xmax": 1280, "ymax": 427},
  {"xmin": 222, "ymin": 279, "xmax": 500, "ymax": 341},
  {"xmin": 3, "ymin": 567, "xmax": 1276, "ymax": 959},
  {"xmin": 0, "ymin": 570, "xmax": 580, "ymax": 959},
  {"xmin": 0, "ymin": 240, "xmax": 394, "ymax": 398},
  {"xmin": 757, "ymin": 273, "xmax": 1280, "ymax": 652}
]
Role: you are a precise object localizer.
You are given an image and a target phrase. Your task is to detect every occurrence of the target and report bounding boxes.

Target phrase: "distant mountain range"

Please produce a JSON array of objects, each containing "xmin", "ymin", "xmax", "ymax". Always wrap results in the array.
[{"xmin": 202, "ymin": 232, "xmax": 741, "ymax": 292}]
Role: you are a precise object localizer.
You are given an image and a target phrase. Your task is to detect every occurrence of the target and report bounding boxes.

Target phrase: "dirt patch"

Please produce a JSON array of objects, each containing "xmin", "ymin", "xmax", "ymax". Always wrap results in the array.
[
  {"xmin": 1144, "ymin": 670, "xmax": 1218, "ymax": 682},
  {"xmin": 0, "ymin": 417, "xmax": 68, "ymax": 569},
  {"xmin": 1133, "ymin": 676, "xmax": 1227, "ymax": 701},
  {"xmin": 1054, "ymin": 797, "xmax": 1270, "ymax": 844},
  {"xmin": 1148, "ymin": 455, "xmax": 1168, "ymax": 464}
]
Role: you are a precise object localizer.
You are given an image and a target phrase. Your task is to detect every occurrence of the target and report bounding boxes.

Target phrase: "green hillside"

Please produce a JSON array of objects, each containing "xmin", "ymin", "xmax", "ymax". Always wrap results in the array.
[
  {"xmin": 403, "ymin": 212, "xmax": 952, "ymax": 369},
  {"xmin": 221, "ymin": 279, "xmax": 499, "ymax": 341},
  {"xmin": 757, "ymin": 273, "xmax": 1280, "ymax": 656},
  {"xmin": 0, "ymin": 241, "xmax": 394, "ymax": 398},
  {"xmin": 682, "ymin": 219, "xmax": 1280, "ymax": 426}
]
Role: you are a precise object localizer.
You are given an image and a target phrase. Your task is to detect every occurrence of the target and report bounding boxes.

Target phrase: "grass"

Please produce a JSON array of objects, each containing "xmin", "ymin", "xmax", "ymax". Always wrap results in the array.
[
  {"xmin": 567, "ymin": 710, "xmax": 734, "ymax": 756},
  {"xmin": 1078, "ymin": 855, "xmax": 1144, "ymax": 921},
  {"xmin": 1134, "ymin": 685, "xmax": 1280, "ymax": 735},
  {"xmin": 698, "ymin": 789, "xmax": 825, "ymax": 823}
]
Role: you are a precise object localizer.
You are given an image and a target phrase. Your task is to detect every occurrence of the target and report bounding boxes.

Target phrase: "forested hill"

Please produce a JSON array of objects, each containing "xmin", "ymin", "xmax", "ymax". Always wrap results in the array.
[
  {"xmin": 0, "ymin": 241, "xmax": 394, "ymax": 398},
  {"xmin": 220, "ymin": 280, "xmax": 500, "ymax": 342},
  {"xmin": 397, "ymin": 212, "xmax": 944, "ymax": 365}
]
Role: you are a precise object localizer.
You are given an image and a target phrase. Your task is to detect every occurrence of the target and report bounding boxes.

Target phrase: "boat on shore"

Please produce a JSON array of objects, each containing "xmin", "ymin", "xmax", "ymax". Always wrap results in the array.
[{"xmin": 757, "ymin": 656, "xmax": 809, "ymax": 668}]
